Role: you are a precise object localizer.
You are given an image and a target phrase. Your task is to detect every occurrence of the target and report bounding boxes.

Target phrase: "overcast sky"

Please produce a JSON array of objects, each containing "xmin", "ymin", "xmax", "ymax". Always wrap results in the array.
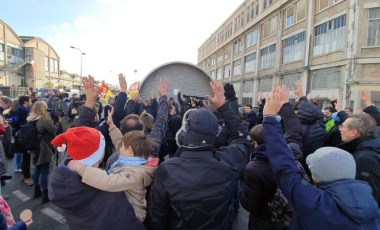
[{"xmin": 1, "ymin": 0, "xmax": 242, "ymax": 86}]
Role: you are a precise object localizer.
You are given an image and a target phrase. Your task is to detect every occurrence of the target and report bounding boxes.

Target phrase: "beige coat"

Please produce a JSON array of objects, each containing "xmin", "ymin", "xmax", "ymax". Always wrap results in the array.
[{"xmin": 82, "ymin": 160, "xmax": 156, "ymax": 222}]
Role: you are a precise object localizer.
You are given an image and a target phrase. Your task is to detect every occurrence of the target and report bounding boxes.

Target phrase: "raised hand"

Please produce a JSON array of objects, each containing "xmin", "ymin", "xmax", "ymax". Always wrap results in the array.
[
  {"xmin": 107, "ymin": 107, "xmax": 115, "ymax": 127},
  {"xmin": 293, "ymin": 80, "xmax": 304, "ymax": 98},
  {"xmin": 329, "ymin": 95, "xmax": 337, "ymax": 102},
  {"xmin": 84, "ymin": 75, "xmax": 99, "ymax": 101},
  {"xmin": 361, "ymin": 89, "xmax": 372, "ymax": 108},
  {"xmin": 209, "ymin": 80, "xmax": 225, "ymax": 108},
  {"xmin": 263, "ymin": 86, "xmax": 283, "ymax": 116},
  {"xmin": 279, "ymin": 84, "xmax": 290, "ymax": 105},
  {"xmin": 157, "ymin": 78, "xmax": 169, "ymax": 97},
  {"xmin": 83, "ymin": 75, "xmax": 99, "ymax": 108},
  {"xmin": 119, "ymin": 73, "xmax": 127, "ymax": 93},
  {"xmin": 257, "ymin": 91, "xmax": 263, "ymax": 105},
  {"xmin": 335, "ymin": 99, "xmax": 342, "ymax": 112}
]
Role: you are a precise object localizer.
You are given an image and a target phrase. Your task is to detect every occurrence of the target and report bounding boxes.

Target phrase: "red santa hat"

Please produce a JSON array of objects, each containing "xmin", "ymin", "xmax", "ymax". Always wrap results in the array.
[{"xmin": 51, "ymin": 127, "xmax": 106, "ymax": 166}]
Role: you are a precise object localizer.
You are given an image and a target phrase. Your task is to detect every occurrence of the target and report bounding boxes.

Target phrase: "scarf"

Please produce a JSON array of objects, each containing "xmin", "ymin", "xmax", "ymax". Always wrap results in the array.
[
  {"xmin": 108, "ymin": 156, "xmax": 148, "ymax": 174},
  {"xmin": 0, "ymin": 196, "xmax": 15, "ymax": 227}
]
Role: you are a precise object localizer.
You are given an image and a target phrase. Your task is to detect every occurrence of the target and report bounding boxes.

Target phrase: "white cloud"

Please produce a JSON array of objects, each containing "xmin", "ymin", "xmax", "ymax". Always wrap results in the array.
[{"xmin": 47, "ymin": 0, "xmax": 242, "ymax": 86}]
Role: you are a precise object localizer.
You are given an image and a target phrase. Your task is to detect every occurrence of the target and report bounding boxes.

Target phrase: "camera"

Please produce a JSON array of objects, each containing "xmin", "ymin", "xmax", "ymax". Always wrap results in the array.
[{"xmin": 183, "ymin": 94, "xmax": 206, "ymax": 100}]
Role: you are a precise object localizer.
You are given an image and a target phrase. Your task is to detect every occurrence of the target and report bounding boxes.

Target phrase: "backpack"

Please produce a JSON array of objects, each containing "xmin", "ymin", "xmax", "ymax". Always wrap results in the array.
[
  {"xmin": 267, "ymin": 160, "xmax": 310, "ymax": 226},
  {"xmin": 15, "ymin": 120, "xmax": 41, "ymax": 151}
]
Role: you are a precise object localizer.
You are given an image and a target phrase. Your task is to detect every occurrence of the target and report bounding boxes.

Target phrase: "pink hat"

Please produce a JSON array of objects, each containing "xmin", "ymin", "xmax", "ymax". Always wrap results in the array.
[{"xmin": 51, "ymin": 127, "xmax": 105, "ymax": 166}]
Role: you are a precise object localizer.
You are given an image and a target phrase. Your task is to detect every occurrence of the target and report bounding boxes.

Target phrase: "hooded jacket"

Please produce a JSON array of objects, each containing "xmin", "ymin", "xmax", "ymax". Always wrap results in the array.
[
  {"xmin": 48, "ymin": 159, "xmax": 145, "ymax": 230},
  {"xmin": 263, "ymin": 117, "xmax": 380, "ymax": 229},
  {"xmin": 294, "ymin": 97, "xmax": 326, "ymax": 158}
]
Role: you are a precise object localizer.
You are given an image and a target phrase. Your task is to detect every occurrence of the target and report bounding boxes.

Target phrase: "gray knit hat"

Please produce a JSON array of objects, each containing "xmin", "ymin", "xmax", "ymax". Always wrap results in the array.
[{"xmin": 306, "ymin": 147, "xmax": 356, "ymax": 183}]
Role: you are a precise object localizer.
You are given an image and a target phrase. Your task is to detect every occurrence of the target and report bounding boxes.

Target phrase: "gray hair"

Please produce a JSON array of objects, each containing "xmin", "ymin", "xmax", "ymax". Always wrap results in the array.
[{"xmin": 347, "ymin": 113, "xmax": 377, "ymax": 138}]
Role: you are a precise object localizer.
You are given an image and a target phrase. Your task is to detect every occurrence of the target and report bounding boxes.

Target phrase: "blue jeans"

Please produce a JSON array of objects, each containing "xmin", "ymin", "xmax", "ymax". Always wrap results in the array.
[
  {"xmin": 33, "ymin": 163, "xmax": 50, "ymax": 190},
  {"xmin": 13, "ymin": 152, "xmax": 22, "ymax": 170}
]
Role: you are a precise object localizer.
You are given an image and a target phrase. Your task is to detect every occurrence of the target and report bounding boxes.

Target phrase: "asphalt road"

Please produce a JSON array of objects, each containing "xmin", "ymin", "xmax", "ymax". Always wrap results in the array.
[
  {"xmin": 1, "ymin": 158, "xmax": 249, "ymax": 230},
  {"xmin": 1, "ymin": 159, "xmax": 69, "ymax": 230}
]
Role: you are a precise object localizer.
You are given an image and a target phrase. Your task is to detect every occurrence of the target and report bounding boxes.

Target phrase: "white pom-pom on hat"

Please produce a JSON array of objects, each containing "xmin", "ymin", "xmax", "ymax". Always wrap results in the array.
[{"xmin": 57, "ymin": 144, "xmax": 66, "ymax": 153}]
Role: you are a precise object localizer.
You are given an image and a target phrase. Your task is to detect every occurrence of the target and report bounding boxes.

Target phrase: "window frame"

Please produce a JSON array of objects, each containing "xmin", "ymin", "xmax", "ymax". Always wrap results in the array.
[{"xmin": 367, "ymin": 7, "xmax": 380, "ymax": 46}]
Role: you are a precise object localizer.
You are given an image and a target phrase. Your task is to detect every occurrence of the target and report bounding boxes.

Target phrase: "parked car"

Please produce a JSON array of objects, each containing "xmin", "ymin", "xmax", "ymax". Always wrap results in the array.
[
  {"xmin": 37, "ymin": 88, "xmax": 58, "ymax": 99},
  {"xmin": 65, "ymin": 89, "xmax": 80, "ymax": 98}
]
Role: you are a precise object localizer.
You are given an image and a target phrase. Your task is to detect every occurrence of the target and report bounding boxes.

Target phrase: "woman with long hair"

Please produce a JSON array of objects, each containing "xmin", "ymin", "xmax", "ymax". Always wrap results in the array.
[{"xmin": 26, "ymin": 101, "xmax": 56, "ymax": 203}]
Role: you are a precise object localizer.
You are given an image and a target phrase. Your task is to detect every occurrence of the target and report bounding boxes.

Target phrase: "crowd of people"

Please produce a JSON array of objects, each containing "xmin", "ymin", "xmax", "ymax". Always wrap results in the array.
[{"xmin": 0, "ymin": 75, "xmax": 378, "ymax": 229}]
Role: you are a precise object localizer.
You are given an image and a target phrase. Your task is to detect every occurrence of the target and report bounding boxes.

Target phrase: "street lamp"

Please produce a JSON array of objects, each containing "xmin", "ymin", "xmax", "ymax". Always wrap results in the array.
[{"xmin": 70, "ymin": 46, "xmax": 86, "ymax": 93}]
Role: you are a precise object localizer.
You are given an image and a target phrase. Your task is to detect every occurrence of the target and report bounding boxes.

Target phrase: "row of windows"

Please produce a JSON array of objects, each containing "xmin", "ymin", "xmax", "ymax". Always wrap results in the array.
[
  {"xmin": 7, "ymin": 46, "xmax": 24, "ymax": 58},
  {"xmin": 204, "ymin": 0, "xmax": 347, "ymax": 57},
  {"xmin": 45, "ymin": 57, "xmax": 59, "ymax": 73},
  {"xmin": 203, "ymin": 6, "xmax": 380, "ymax": 70}
]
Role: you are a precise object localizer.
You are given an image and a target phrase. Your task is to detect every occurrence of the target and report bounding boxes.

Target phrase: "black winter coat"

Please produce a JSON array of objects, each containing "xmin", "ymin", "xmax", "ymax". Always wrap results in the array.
[
  {"xmin": 146, "ymin": 103, "xmax": 251, "ymax": 230},
  {"xmin": 338, "ymin": 137, "xmax": 380, "ymax": 205},
  {"xmin": 49, "ymin": 159, "xmax": 145, "ymax": 230}
]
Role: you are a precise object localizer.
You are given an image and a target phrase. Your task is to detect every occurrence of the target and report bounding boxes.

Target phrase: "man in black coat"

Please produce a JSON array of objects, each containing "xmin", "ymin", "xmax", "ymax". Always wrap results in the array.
[
  {"xmin": 49, "ymin": 76, "xmax": 145, "ymax": 230},
  {"xmin": 146, "ymin": 80, "xmax": 250, "ymax": 230}
]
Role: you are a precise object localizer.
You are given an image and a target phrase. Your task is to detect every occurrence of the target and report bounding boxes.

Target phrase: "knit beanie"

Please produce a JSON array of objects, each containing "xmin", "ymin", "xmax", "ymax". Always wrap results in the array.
[
  {"xmin": 175, "ymin": 108, "xmax": 219, "ymax": 147},
  {"xmin": 306, "ymin": 147, "xmax": 356, "ymax": 183},
  {"xmin": 51, "ymin": 127, "xmax": 106, "ymax": 166}
]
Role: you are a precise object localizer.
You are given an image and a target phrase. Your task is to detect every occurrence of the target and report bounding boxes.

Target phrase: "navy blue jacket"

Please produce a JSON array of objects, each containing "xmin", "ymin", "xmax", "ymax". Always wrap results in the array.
[
  {"xmin": 241, "ymin": 103, "xmax": 302, "ymax": 229},
  {"xmin": 263, "ymin": 116, "xmax": 380, "ymax": 229},
  {"xmin": 0, "ymin": 213, "xmax": 26, "ymax": 230},
  {"xmin": 49, "ymin": 159, "xmax": 145, "ymax": 230},
  {"xmin": 295, "ymin": 97, "xmax": 326, "ymax": 158},
  {"xmin": 244, "ymin": 110, "xmax": 258, "ymax": 130},
  {"xmin": 339, "ymin": 137, "xmax": 380, "ymax": 205}
]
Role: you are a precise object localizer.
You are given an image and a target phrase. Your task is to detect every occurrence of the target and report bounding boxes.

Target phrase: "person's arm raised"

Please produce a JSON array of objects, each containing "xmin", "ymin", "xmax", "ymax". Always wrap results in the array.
[
  {"xmin": 113, "ymin": 73, "xmax": 128, "ymax": 128},
  {"xmin": 77, "ymin": 76, "xmax": 98, "ymax": 127},
  {"xmin": 148, "ymin": 78, "xmax": 169, "ymax": 157}
]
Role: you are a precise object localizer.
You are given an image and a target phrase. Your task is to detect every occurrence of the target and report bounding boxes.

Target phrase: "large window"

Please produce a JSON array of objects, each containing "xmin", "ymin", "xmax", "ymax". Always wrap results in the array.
[
  {"xmin": 225, "ymin": 46, "xmax": 231, "ymax": 60},
  {"xmin": 216, "ymin": 67, "xmax": 223, "ymax": 80},
  {"xmin": 234, "ymin": 39, "xmax": 243, "ymax": 54},
  {"xmin": 50, "ymin": 59, "xmax": 54, "ymax": 73},
  {"xmin": 261, "ymin": 44, "xmax": 276, "ymax": 69},
  {"xmin": 316, "ymin": 0, "xmax": 342, "ymax": 12},
  {"xmin": 246, "ymin": 30, "xmax": 258, "ymax": 48},
  {"xmin": 283, "ymin": 32, "xmax": 306, "ymax": 63},
  {"xmin": 284, "ymin": 0, "xmax": 305, "ymax": 28},
  {"xmin": 311, "ymin": 67, "xmax": 340, "ymax": 89},
  {"xmin": 0, "ymin": 44, "xmax": 3, "ymax": 61},
  {"xmin": 223, "ymin": 64, "xmax": 231, "ymax": 79},
  {"xmin": 210, "ymin": 70, "xmax": 215, "ymax": 79},
  {"xmin": 368, "ymin": 8, "xmax": 380, "ymax": 46},
  {"xmin": 262, "ymin": 16, "xmax": 278, "ymax": 39},
  {"xmin": 263, "ymin": 0, "xmax": 277, "ymax": 10},
  {"xmin": 45, "ymin": 57, "xmax": 49, "ymax": 72},
  {"xmin": 233, "ymin": 59, "xmax": 241, "ymax": 76},
  {"xmin": 314, "ymin": 15, "xmax": 346, "ymax": 55},
  {"xmin": 245, "ymin": 53, "xmax": 256, "ymax": 73},
  {"xmin": 217, "ymin": 52, "xmax": 223, "ymax": 63}
]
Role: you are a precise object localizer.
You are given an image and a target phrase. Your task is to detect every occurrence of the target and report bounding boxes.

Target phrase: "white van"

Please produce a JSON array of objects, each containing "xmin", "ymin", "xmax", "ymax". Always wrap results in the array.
[{"xmin": 65, "ymin": 89, "xmax": 80, "ymax": 98}]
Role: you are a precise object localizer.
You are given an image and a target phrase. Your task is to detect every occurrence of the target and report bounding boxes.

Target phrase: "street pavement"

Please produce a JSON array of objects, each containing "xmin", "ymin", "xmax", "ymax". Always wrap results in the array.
[
  {"xmin": 1, "ymin": 159, "xmax": 69, "ymax": 230},
  {"xmin": 1, "ymin": 158, "xmax": 249, "ymax": 230}
]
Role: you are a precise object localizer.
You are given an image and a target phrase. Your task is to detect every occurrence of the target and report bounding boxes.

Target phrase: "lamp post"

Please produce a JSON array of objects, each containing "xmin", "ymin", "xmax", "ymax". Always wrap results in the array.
[{"xmin": 70, "ymin": 46, "xmax": 86, "ymax": 93}]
